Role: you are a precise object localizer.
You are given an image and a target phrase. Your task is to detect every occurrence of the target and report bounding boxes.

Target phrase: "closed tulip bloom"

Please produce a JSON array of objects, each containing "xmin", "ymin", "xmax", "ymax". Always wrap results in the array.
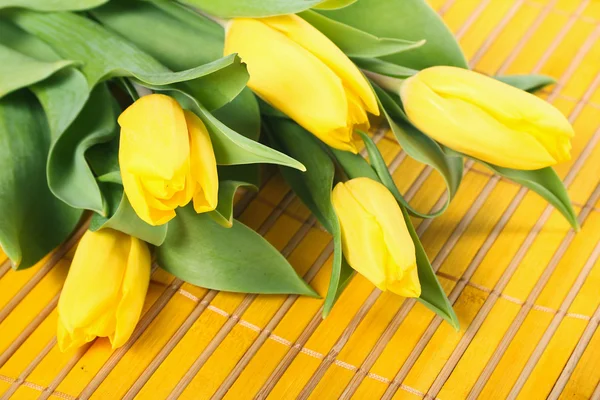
[
  {"xmin": 57, "ymin": 229, "xmax": 151, "ymax": 352},
  {"xmin": 224, "ymin": 15, "xmax": 379, "ymax": 153},
  {"xmin": 119, "ymin": 94, "xmax": 218, "ymax": 226},
  {"xmin": 401, "ymin": 66, "xmax": 574, "ymax": 170},
  {"xmin": 332, "ymin": 178, "xmax": 420, "ymax": 297}
]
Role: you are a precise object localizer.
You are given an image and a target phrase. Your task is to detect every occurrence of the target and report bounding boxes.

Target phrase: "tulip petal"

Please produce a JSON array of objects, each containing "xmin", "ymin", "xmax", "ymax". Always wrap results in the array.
[
  {"xmin": 121, "ymin": 169, "xmax": 176, "ymax": 226},
  {"xmin": 344, "ymin": 178, "xmax": 416, "ymax": 272},
  {"xmin": 402, "ymin": 67, "xmax": 574, "ymax": 170},
  {"xmin": 58, "ymin": 230, "xmax": 129, "ymax": 334},
  {"xmin": 262, "ymin": 15, "xmax": 379, "ymax": 116},
  {"xmin": 332, "ymin": 182, "xmax": 388, "ymax": 289},
  {"xmin": 185, "ymin": 110, "xmax": 219, "ymax": 213},
  {"xmin": 225, "ymin": 18, "xmax": 349, "ymax": 139},
  {"xmin": 111, "ymin": 236, "xmax": 151, "ymax": 348},
  {"xmin": 118, "ymin": 94, "xmax": 190, "ymax": 180}
]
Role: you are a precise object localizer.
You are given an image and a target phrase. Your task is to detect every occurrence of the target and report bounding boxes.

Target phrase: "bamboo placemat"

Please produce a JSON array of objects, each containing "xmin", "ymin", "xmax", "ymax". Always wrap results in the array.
[{"xmin": 1, "ymin": 0, "xmax": 600, "ymax": 398}]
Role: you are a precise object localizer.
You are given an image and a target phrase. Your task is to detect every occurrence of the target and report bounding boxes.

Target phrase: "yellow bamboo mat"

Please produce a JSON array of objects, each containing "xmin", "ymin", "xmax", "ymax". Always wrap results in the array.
[{"xmin": 1, "ymin": 0, "xmax": 600, "ymax": 399}]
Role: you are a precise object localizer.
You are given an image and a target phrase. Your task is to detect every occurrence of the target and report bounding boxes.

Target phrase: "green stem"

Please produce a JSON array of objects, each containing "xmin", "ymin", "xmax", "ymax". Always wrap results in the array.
[{"xmin": 362, "ymin": 70, "xmax": 405, "ymax": 94}]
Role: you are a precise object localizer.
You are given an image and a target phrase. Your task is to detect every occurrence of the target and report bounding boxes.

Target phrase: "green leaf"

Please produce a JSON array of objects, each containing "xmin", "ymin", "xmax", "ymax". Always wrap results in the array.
[
  {"xmin": 333, "ymin": 142, "xmax": 458, "ymax": 328},
  {"xmin": 0, "ymin": 0, "xmax": 106, "ymax": 11},
  {"xmin": 92, "ymin": 1, "xmax": 224, "ymax": 68},
  {"xmin": 353, "ymin": 58, "xmax": 418, "ymax": 78},
  {"xmin": 313, "ymin": 0, "xmax": 357, "ymax": 10},
  {"xmin": 0, "ymin": 43, "xmax": 74, "ymax": 99},
  {"xmin": 47, "ymin": 83, "xmax": 117, "ymax": 214},
  {"xmin": 157, "ymin": 206, "xmax": 318, "ymax": 296},
  {"xmin": 148, "ymin": 86, "xmax": 305, "ymax": 171},
  {"xmin": 0, "ymin": 91, "xmax": 81, "ymax": 269},
  {"xmin": 210, "ymin": 180, "xmax": 257, "ymax": 228},
  {"xmin": 373, "ymin": 84, "xmax": 464, "ymax": 216},
  {"xmin": 0, "ymin": 19, "xmax": 89, "ymax": 138},
  {"xmin": 299, "ymin": 10, "xmax": 425, "ymax": 58},
  {"xmin": 318, "ymin": 0, "xmax": 468, "ymax": 70},
  {"xmin": 358, "ymin": 131, "xmax": 443, "ymax": 219},
  {"xmin": 213, "ymin": 88, "xmax": 261, "ymax": 141},
  {"xmin": 90, "ymin": 182, "xmax": 168, "ymax": 246},
  {"xmin": 178, "ymin": 0, "xmax": 326, "ymax": 18},
  {"xmin": 481, "ymin": 163, "xmax": 579, "ymax": 231},
  {"xmin": 10, "ymin": 9, "xmax": 248, "ymax": 110},
  {"xmin": 402, "ymin": 204, "xmax": 459, "ymax": 329},
  {"xmin": 496, "ymin": 74, "xmax": 556, "ymax": 93},
  {"xmin": 265, "ymin": 118, "xmax": 343, "ymax": 316}
]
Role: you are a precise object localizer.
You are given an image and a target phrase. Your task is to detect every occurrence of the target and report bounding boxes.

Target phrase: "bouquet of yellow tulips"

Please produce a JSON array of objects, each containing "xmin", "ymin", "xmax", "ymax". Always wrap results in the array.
[{"xmin": 0, "ymin": 0, "xmax": 576, "ymax": 351}]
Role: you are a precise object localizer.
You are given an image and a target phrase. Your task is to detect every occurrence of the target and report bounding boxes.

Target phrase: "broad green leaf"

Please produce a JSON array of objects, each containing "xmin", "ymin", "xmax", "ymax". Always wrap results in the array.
[
  {"xmin": 496, "ymin": 74, "xmax": 556, "ymax": 93},
  {"xmin": 353, "ymin": 58, "xmax": 418, "ymax": 78},
  {"xmin": 179, "ymin": 0, "xmax": 325, "ymax": 18},
  {"xmin": 266, "ymin": 118, "xmax": 343, "ymax": 316},
  {"xmin": 92, "ymin": 1, "xmax": 224, "ymax": 68},
  {"xmin": 0, "ymin": 18, "xmax": 89, "ymax": 138},
  {"xmin": 313, "ymin": 0, "xmax": 357, "ymax": 10},
  {"xmin": 333, "ymin": 144, "xmax": 458, "ymax": 328},
  {"xmin": 0, "ymin": 0, "xmax": 107, "ymax": 11},
  {"xmin": 0, "ymin": 91, "xmax": 81, "ymax": 269},
  {"xmin": 359, "ymin": 131, "xmax": 444, "ymax": 219},
  {"xmin": 90, "ymin": 182, "xmax": 167, "ymax": 246},
  {"xmin": 147, "ymin": 86, "xmax": 305, "ymax": 171},
  {"xmin": 210, "ymin": 180, "xmax": 257, "ymax": 228},
  {"xmin": 482, "ymin": 163, "xmax": 579, "ymax": 231},
  {"xmin": 47, "ymin": 84, "xmax": 117, "ymax": 214},
  {"xmin": 10, "ymin": 9, "xmax": 247, "ymax": 110},
  {"xmin": 299, "ymin": 10, "xmax": 425, "ymax": 58},
  {"xmin": 318, "ymin": 0, "xmax": 468, "ymax": 70},
  {"xmin": 213, "ymin": 88, "xmax": 261, "ymax": 141},
  {"xmin": 157, "ymin": 206, "xmax": 318, "ymax": 296},
  {"xmin": 0, "ymin": 43, "xmax": 74, "ymax": 99},
  {"xmin": 373, "ymin": 84, "xmax": 464, "ymax": 216}
]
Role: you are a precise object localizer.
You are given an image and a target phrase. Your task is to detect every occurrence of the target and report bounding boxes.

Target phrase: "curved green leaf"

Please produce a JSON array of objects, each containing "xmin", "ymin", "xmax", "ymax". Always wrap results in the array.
[
  {"xmin": 92, "ymin": 1, "xmax": 224, "ymax": 68},
  {"xmin": 265, "ymin": 118, "xmax": 343, "ymax": 316},
  {"xmin": 353, "ymin": 58, "xmax": 418, "ymax": 78},
  {"xmin": 359, "ymin": 131, "xmax": 444, "ymax": 219},
  {"xmin": 90, "ymin": 182, "xmax": 167, "ymax": 246},
  {"xmin": 10, "ymin": 9, "xmax": 247, "ymax": 110},
  {"xmin": 210, "ymin": 180, "xmax": 257, "ymax": 228},
  {"xmin": 0, "ymin": 0, "xmax": 107, "ymax": 11},
  {"xmin": 318, "ymin": 0, "xmax": 467, "ymax": 70},
  {"xmin": 496, "ymin": 74, "xmax": 556, "ymax": 93},
  {"xmin": 157, "ymin": 206, "xmax": 318, "ymax": 296},
  {"xmin": 0, "ymin": 19, "xmax": 89, "ymax": 138},
  {"xmin": 481, "ymin": 162, "xmax": 579, "ymax": 231},
  {"xmin": 47, "ymin": 83, "xmax": 117, "ymax": 214},
  {"xmin": 373, "ymin": 84, "xmax": 464, "ymax": 216},
  {"xmin": 179, "ymin": 0, "xmax": 325, "ymax": 18},
  {"xmin": 0, "ymin": 43, "xmax": 74, "ymax": 99},
  {"xmin": 313, "ymin": 0, "xmax": 357, "ymax": 10},
  {"xmin": 333, "ymin": 144, "xmax": 458, "ymax": 328},
  {"xmin": 0, "ymin": 91, "xmax": 81, "ymax": 269},
  {"xmin": 299, "ymin": 10, "xmax": 425, "ymax": 58}
]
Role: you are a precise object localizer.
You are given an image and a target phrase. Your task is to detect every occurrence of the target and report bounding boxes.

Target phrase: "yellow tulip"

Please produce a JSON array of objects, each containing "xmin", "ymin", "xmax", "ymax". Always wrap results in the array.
[
  {"xmin": 118, "ymin": 94, "xmax": 218, "ymax": 226},
  {"xmin": 400, "ymin": 66, "xmax": 574, "ymax": 170},
  {"xmin": 332, "ymin": 178, "xmax": 420, "ymax": 297},
  {"xmin": 57, "ymin": 229, "xmax": 151, "ymax": 352},
  {"xmin": 224, "ymin": 15, "xmax": 379, "ymax": 153}
]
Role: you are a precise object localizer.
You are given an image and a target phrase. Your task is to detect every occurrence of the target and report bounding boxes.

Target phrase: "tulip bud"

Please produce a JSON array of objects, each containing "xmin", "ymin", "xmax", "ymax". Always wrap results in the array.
[
  {"xmin": 332, "ymin": 178, "xmax": 420, "ymax": 297},
  {"xmin": 57, "ymin": 229, "xmax": 151, "ymax": 352},
  {"xmin": 118, "ymin": 94, "xmax": 218, "ymax": 226},
  {"xmin": 224, "ymin": 15, "xmax": 379, "ymax": 153},
  {"xmin": 400, "ymin": 66, "xmax": 574, "ymax": 170}
]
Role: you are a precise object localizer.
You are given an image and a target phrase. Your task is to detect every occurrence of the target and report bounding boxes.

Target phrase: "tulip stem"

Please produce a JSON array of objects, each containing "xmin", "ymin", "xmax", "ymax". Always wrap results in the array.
[{"xmin": 362, "ymin": 70, "xmax": 405, "ymax": 94}]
